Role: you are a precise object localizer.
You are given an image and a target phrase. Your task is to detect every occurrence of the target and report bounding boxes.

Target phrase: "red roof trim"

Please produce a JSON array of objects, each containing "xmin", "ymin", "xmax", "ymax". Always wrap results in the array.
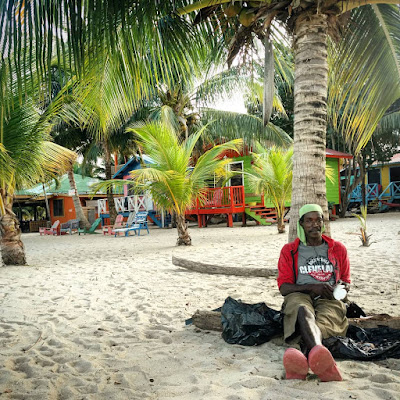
[{"xmin": 325, "ymin": 148, "xmax": 353, "ymax": 159}]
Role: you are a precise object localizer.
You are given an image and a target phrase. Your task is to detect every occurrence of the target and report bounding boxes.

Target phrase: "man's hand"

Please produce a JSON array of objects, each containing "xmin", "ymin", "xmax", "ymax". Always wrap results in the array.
[
  {"xmin": 337, "ymin": 280, "xmax": 350, "ymax": 292},
  {"xmin": 308, "ymin": 283, "xmax": 334, "ymax": 299}
]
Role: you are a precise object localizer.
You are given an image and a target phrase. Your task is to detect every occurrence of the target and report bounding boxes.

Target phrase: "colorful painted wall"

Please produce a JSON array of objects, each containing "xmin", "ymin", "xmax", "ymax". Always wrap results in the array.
[
  {"xmin": 326, "ymin": 157, "xmax": 340, "ymax": 204},
  {"xmin": 367, "ymin": 153, "xmax": 400, "ymax": 191},
  {"xmin": 235, "ymin": 154, "xmax": 341, "ymax": 206}
]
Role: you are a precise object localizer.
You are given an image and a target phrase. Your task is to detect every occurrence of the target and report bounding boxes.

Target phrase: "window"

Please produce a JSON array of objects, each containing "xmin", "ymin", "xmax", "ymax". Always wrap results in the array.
[
  {"xmin": 53, "ymin": 199, "xmax": 64, "ymax": 217},
  {"xmin": 367, "ymin": 169, "xmax": 381, "ymax": 185},
  {"xmin": 390, "ymin": 166, "xmax": 400, "ymax": 182},
  {"xmin": 228, "ymin": 161, "xmax": 244, "ymax": 187},
  {"xmin": 203, "ymin": 161, "xmax": 244, "ymax": 188}
]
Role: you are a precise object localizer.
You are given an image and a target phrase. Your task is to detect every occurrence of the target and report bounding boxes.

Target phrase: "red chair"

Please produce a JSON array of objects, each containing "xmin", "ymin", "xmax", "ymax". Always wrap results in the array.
[{"xmin": 39, "ymin": 220, "xmax": 60, "ymax": 236}]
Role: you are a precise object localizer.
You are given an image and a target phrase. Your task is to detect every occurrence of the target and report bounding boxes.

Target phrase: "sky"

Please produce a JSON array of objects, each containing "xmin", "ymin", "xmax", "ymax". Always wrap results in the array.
[{"xmin": 211, "ymin": 91, "xmax": 247, "ymax": 114}]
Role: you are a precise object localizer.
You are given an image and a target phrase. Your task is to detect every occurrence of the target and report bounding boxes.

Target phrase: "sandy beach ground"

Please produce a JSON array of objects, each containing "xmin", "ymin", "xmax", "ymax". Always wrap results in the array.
[{"xmin": 1, "ymin": 212, "xmax": 400, "ymax": 399}]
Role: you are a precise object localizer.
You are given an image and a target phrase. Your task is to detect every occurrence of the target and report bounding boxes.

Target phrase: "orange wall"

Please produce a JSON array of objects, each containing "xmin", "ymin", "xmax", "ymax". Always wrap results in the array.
[
  {"xmin": 49, "ymin": 195, "xmax": 104, "ymax": 226},
  {"xmin": 50, "ymin": 196, "xmax": 78, "ymax": 224}
]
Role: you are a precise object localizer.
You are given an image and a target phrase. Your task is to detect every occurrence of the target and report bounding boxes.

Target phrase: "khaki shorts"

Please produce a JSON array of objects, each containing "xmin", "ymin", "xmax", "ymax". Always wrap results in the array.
[{"xmin": 281, "ymin": 292, "xmax": 348, "ymax": 343}]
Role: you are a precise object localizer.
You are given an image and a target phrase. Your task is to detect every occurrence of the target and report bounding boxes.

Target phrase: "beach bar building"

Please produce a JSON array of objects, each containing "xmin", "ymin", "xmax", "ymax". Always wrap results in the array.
[{"xmin": 15, "ymin": 173, "xmax": 107, "ymax": 232}]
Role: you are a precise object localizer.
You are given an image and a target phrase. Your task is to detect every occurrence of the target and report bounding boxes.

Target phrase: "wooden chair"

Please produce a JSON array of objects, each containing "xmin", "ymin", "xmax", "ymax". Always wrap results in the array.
[
  {"xmin": 78, "ymin": 218, "xmax": 102, "ymax": 235},
  {"xmin": 39, "ymin": 220, "xmax": 60, "ymax": 236},
  {"xmin": 60, "ymin": 219, "xmax": 80, "ymax": 235},
  {"xmin": 102, "ymin": 214, "xmax": 124, "ymax": 235},
  {"xmin": 113, "ymin": 211, "xmax": 149, "ymax": 237}
]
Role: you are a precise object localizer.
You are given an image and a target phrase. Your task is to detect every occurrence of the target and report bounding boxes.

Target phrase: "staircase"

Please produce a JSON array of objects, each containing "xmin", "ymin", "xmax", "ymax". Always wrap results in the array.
[
  {"xmin": 148, "ymin": 210, "xmax": 171, "ymax": 228},
  {"xmin": 245, "ymin": 204, "xmax": 288, "ymax": 226},
  {"xmin": 367, "ymin": 198, "xmax": 380, "ymax": 212}
]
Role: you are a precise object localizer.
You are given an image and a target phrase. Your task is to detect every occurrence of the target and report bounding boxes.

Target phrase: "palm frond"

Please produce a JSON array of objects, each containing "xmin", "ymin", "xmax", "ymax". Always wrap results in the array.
[
  {"xmin": 375, "ymin": 111, "xmax": 400, "ymax": 133},
  {"xmin": 0, "ymin": 1, "xmax": 211, "ymax": 106},
  {"xmin": 199, "ymin": 108, "xmax": 292, "ymax": 147},
  {"xmin": 328, "ymin": 4, "xmax": 400, "ymax": 153},
  {"xmin": 1, "ymin": 94, "xmax": 76, "ymax": 193},
  {"xmin": 194, "ymin": 66, "xmax": 250, "ymax": 106}
]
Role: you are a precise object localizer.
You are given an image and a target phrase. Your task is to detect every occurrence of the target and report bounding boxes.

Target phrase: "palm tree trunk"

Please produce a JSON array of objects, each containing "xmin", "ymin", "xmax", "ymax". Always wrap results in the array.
[
  {"xmin": 263, "ymin": 35, "xmax": 274, "ymax": 125},
  {"xmin": 176, "ymin": 213, "xmax": 191, "ymax": 246},
  {"xmin": 67, "ymin": 169, "xmax": 91, "ymax": 229},
  {"xmin": 42, "ymin": 183, "xmax": 51, "ymax": 221},
  {"xmin": 277, "ymin": 208, "xmax": 285, "ymax": 234},
  {"xmin": 289, "ymin": 13, "xmax": 330, "ymax": 242},
  {"xmin": 359, "ymin": 153, "xmax": 367, "ymax": 207},
  {"xmin": 104, "ymin": 141, "xmax": 118, "ymax": 225},
  {"xmin": 0, "ymin": 188, "xmax": 26, "ymax": 265}
]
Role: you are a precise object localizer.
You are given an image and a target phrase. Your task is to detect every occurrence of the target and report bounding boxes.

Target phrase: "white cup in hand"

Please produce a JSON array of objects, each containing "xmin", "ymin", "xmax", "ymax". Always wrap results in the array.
[{"xmin": 333, "ymin": 284, "xmax": 347, "ymax": 300}]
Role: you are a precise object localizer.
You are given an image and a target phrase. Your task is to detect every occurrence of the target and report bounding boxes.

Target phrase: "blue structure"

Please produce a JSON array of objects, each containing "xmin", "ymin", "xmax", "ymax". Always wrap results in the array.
[
  {"xmin": 113, "ymin": 155, "xmax": 154, "ymax": 179},
  {"xmin": 99, "ymin": 155, "xmax": 170, "ymax": 227}
]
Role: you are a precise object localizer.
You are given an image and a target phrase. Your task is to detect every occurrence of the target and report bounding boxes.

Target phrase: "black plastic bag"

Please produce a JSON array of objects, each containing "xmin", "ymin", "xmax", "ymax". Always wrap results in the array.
[
  {"xmin": 221, "ymin": 297, "xmax": 283, "ymax": 346},
  {"xmin": 221, "ymin": 297, "xmax": 400, "ymax": 360},
  {"xmin": 345, "ymin": 302, "xmax": 367, "ymax": 318},
  {"xmin": 324, "ymin": 325, "xmax": 400, "ymax": 360}
]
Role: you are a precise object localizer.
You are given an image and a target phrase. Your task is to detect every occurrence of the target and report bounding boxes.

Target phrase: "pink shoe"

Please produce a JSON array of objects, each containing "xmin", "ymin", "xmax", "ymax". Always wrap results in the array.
[
  {"xmin": 283, "ymin": 348, "xmax": 309, "ymax": 380},
  {"xmin": 308, "ymin": 345, "xmax": 342, "ymax": 382}
]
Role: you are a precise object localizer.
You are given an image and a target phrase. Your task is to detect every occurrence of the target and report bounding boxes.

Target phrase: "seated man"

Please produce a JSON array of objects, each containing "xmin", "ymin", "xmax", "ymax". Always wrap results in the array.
[{"xmin": 277, "ymin": 204, "xmax": 350, "ymax": 382}]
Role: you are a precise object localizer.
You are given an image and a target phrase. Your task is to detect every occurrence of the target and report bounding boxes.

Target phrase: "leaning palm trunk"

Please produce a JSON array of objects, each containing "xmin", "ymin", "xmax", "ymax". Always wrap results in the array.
[
  {"xmin": 67, "ymin": 169, "xmax": 91, "ymax": 229},
  {"xmin": 289, "ymin": 13, "xmax": 330, "ymax": 241},
  {"xmin": 42, "ymin": 183, "xmax": 51, "ymax": 220},
  {"xmin": 176, "ymin": 213, "xmax": 191, "ymax": 246},
  {"xmin": 0, "ymin": 188, "xmax": 26, "ymax": 265},
  {"xmin": 104, "ymin": 143, "xmax": 118, "ymax": 225}
]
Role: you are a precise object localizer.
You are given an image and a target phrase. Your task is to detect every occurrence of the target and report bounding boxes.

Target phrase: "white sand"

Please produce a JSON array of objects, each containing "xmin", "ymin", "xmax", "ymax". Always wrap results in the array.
[{"xmin": 1, "ymin": 212, "xmax": 400, "ymax": 399}]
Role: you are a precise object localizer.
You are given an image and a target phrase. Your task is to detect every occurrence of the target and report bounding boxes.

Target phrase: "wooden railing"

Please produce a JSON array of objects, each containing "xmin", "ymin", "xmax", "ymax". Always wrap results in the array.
[
  {"xmin": 379, "ymin": 181, "xmax": 400, "ymax": 201},
  {"xmin": 349, "ymin": 183, "xmax": 380, "ymax": 202},
  {"xmin": 98, "ymin": 194, "xmax": 154, "ymax": 215},
  {"xmin": 187, "ymin": 186, "xmax": 245, "ymax": 214}
]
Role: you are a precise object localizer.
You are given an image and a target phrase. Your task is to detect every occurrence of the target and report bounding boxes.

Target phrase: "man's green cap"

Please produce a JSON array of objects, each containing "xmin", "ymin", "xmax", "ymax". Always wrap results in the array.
[{"xmin": 297, "ymin": 204, "xmax": 324, "ymax": 245}]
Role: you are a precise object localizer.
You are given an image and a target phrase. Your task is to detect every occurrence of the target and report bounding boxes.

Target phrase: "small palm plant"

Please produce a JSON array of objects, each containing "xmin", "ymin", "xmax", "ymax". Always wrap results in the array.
[
  {"xmin": 352, "ymin": 205, "xmax": 371, "ymax": 246},
  {"xmin": 93, "ymin": 122, "xmax": 242, "ymax": 245},
  {"xmin": 246, "ymin": 145, "xmax": 293, "ymax": 233}
]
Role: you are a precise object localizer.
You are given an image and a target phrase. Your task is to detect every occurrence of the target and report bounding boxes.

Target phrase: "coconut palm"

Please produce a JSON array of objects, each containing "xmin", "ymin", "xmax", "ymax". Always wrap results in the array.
[
  {"xmin": 2, "ymin": 1, "xmax": 399, "ymax": 242},
  {"xmin": 0, "ymin": 83, "xmax": 76, "ymax": 265},
  {"xmin": 92, "ymin": 122, "xmax": 242, "ymax": 245},
  {"xmin": 176, "ymin": 1, "xmax": 400, "ymax": 241},
  {"xmin": 247, "ymin": 145, "xmax": 293, "ymax": 233}
]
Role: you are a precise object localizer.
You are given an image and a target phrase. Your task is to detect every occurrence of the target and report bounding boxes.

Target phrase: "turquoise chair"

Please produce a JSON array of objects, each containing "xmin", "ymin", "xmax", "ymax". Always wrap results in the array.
[{"xmin": 78, "ymin": 218, "xmax": 102, "ymax": 235}]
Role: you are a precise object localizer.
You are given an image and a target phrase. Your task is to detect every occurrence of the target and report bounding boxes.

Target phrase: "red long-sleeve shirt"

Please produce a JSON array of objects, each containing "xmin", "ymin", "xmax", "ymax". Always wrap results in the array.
[{"xmin": 277, "ymin": 235, "xmax": 351, "ymax": 289}]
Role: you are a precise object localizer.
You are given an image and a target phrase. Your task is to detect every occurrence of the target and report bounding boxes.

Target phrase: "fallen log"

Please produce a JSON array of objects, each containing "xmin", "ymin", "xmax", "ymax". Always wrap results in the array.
[
  {"xmin": 191, "ymin": 310, "xmax": 400, "ymax": 332},
  {"xmin": 172, "ymin": 256, "xmax": 277, "ymax": 278},
  {"xmin": 192, "ymin": 310, "xmax": 223, "ymax": 332},
  {"xmin": 348, "ymin": 314, "xmax": 400, "ymax": 330}
]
